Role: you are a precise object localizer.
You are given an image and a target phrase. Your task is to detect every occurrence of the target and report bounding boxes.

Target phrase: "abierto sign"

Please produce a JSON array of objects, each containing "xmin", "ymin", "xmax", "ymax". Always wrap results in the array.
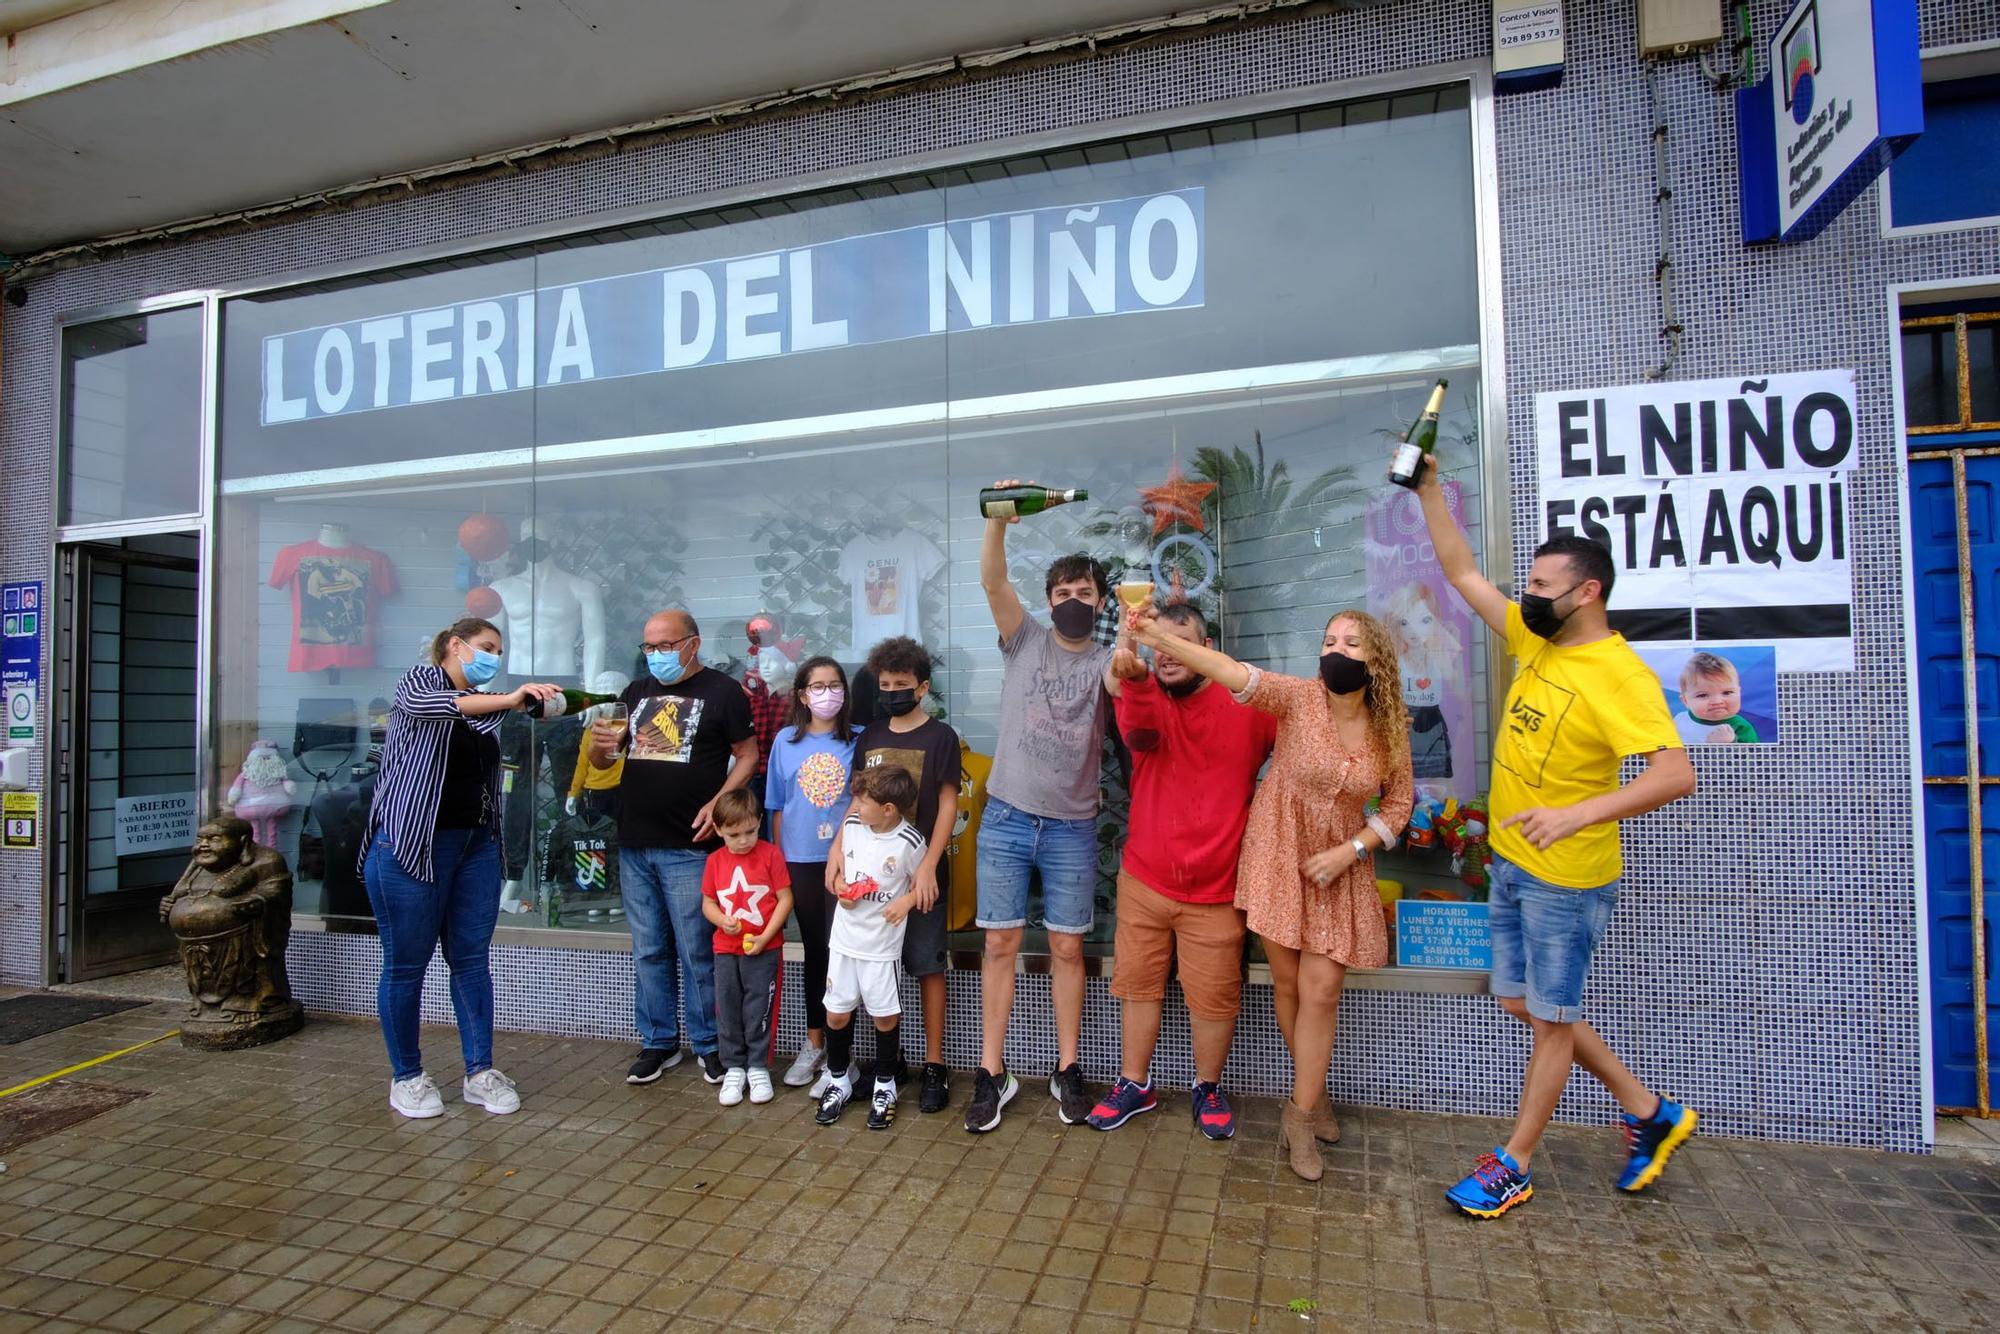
[
  {"xmin": 1737, "ymin": 0, "xmax": 1922, "ymax": 244},
  {"xmin": 114, "ymin": 792, "xmax": 197, "ymax": 857},
  {"xmin": 1533, "ymin": 371, "xmax": 1857, "ymax": 672}
]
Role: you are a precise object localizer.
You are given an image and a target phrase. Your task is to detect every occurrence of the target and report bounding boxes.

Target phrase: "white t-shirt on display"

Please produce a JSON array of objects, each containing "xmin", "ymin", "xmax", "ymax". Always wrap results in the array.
[
  {"xmin": 831, "ymin": 815, "xmax": 926, "ymax": 962},
  {"xmin": 838, "ymin": 528, "xmax": 946, "ymax": 651}
]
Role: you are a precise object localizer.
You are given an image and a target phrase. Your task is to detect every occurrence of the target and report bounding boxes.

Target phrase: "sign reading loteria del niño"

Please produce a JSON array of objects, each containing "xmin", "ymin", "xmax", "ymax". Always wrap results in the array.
[{"xmin": 1737, "ymin": 0, "xmax": 1922, "ymax": 245}]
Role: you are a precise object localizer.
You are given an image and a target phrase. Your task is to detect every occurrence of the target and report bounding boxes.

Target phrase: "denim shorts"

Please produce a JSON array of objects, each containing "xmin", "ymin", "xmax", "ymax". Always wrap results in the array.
[
  {"xmin": 974, "ymin": 797, "xmax": 1097, "ymax": 935},
  {"xmin": 1486, "ymin": 855, "xmax": 1619, "ymax": 1024}
]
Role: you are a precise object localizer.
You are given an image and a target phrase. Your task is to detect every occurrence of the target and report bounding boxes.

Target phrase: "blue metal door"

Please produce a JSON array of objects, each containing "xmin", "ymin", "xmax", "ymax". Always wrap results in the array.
[{"xmin": 1910, "ymin": 452, "xmax": 2000, "ymax": 1113}]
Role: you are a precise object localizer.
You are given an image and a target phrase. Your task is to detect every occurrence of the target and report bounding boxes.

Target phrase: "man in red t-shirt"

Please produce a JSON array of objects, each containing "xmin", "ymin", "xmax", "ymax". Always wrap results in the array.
[{"xmin": 1090, "ymin": 604, "xmax": 1276, "ymax": 1140}]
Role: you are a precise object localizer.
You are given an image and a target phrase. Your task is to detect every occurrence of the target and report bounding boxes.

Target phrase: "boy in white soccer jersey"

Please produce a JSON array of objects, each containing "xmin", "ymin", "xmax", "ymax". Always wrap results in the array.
[{"xmin": 815, "ymin": 764, "xmax": 926, "ymax": 1130}]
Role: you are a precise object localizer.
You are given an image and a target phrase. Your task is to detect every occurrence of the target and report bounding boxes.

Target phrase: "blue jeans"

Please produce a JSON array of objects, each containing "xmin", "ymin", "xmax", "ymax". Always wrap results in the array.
[
  {"xmin": 1486, "ymin": 855, "xmax": 1619, "ymax": 1024},
  {"xmin": 362, "ymin": 828, "xmax": 501, "ymax": 1081},
  {"xmin": 619, "ymin": 846, "xmax": 717, "ymax": 1055},
  {"xmin": 974, "ymin": 797, "xmax": 1098, "ymax": 934}
]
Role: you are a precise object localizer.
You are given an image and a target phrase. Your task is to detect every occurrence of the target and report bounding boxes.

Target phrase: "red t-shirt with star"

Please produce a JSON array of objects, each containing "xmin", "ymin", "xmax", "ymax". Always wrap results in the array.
[{"xmin": 701, "ymin": 840, "xmax": 791, "ymax": 955}]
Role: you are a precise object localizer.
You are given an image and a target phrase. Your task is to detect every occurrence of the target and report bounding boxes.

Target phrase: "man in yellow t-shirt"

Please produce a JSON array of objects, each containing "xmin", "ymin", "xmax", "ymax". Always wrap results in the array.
[{"xmin": 1414, "ymin": 452, "xmax": 1698, "ymax": 1221}]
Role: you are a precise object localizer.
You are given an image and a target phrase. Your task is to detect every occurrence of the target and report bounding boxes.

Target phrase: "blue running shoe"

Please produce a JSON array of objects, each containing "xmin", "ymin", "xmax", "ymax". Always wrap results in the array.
[
  {"xmin": 1086, "ymin": 1076, "xmax": 1157, "ymax": 1131},
  {"xmin": 1619, "ymin": 1097, "xmax": 1698, "ymax": 1192},
  {"xmin": 1447, "ymin": 1147, "xmax": 1532, "ymax": 1219},
  {"xmin": 1190, "ymin": 1081, "xmax": 1236, "ymax": 1141}
]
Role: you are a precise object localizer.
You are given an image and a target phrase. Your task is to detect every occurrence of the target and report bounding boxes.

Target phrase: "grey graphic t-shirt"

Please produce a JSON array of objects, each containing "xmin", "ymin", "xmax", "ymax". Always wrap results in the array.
[{"xmin": 986, "ymin": 616, "xmax": 1114, "ymax": 821}]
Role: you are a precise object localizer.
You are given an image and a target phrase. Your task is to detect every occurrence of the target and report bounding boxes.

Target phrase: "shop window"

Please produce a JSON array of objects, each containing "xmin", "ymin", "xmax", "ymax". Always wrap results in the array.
[
  {"xmin": 211, "ymin": 83, "xmax": 1494, "ymax": 965},
  {"xmin": 59, "ymin": 307, "xmax": 203, "ymax": 526},
  {"xmin": 1889, "ymin": 70, "xmax": 2000, "ymax": 230}
]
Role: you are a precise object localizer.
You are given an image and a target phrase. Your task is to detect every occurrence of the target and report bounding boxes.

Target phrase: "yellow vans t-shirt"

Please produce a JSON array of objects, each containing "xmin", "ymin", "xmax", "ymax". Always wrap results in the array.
[{"xmin": 1487, "ymin": 602, "xmax": 1681, "ymax": 888}]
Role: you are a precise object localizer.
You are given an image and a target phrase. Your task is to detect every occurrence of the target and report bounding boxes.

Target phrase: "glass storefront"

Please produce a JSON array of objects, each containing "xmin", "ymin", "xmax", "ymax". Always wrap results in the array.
[{"xmin": 207, "ymin": 82, "xmax": 1496, "ymax": 963}]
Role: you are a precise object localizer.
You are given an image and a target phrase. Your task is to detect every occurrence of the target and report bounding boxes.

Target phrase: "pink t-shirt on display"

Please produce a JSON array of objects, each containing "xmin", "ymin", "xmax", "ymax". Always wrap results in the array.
[{"xmin": 267, "ymin": 540, "xmax": 398, "ymax": 672}]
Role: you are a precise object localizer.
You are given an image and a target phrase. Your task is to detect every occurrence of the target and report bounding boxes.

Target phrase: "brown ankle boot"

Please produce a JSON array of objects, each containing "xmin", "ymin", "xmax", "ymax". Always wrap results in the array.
[
  {"xmin": 1280, "ymin": 1099, "xmax": 1323, "ymax": 1181},
  {"xmin": 1311, "ymin": 1100, "xmax": 1341, "ymax": 1145}
]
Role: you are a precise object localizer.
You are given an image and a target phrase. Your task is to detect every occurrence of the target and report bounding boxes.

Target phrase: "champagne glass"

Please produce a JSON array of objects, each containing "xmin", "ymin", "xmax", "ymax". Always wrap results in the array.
[
  {"xmin": 591, "ymin": 701, "xmax": 629, "ymax": 751},
  {"xmin": 1116, "ymin": 580, "xmax": 1156, "ymax": 613}
]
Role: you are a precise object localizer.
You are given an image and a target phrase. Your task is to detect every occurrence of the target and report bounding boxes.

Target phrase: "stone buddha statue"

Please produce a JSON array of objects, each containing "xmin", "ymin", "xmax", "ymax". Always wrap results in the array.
[{"xmin": 159, "ymin": 815, "xmax": 306, "ymax": 1049}]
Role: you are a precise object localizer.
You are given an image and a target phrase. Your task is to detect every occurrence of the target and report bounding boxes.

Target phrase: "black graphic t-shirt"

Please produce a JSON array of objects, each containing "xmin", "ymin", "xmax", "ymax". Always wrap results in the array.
[
  {"xmin": 543, "ymin": 810, "xmax": 622, "ymax": 899},
  {"xmin": 854, "ymin": 715, "xmax": 962, "ymax": 859},
  {"xmin": 614, "ymin": 667, "xmax": 754, "ymax": 851}
]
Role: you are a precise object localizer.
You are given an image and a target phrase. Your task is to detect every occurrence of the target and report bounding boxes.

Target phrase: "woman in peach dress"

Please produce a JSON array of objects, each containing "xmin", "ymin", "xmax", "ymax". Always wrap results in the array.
[{"xmin": 1130, "ymin": 607, "xmax": 1413, "ymax": 1181}]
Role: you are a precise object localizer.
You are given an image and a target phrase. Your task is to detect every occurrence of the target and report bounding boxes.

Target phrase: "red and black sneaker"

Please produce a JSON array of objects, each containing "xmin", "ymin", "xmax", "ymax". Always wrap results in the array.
[
  {"xmin": 1085, "ymin": 1076, "xmax": 1158, "ymax": 1131},
  {"xmin": 1190, "ymin": 1081, "xmax": 1236, "ymax": 1140}
]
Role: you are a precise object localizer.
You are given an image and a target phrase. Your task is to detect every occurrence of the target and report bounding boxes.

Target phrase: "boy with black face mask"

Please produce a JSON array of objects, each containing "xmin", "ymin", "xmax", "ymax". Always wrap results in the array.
[
  {"xmin": 824, "ymin": 637, "xmax": 961, "ymax": 1112},
  {"xmin": 1408, "ymin": 447, "xmax": 1699, "ymax": 1220}
]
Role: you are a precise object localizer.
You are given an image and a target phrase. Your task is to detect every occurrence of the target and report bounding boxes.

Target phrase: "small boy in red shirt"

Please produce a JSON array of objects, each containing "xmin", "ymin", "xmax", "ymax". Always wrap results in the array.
[{"xmin": 700, "ymin": 789, "xmax": 793, "ymax": 1107}]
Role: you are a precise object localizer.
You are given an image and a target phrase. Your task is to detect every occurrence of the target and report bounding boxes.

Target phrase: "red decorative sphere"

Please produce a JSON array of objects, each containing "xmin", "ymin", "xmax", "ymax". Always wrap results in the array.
[
  {"xmin": 465, "ymin": 586, "xmax": 503, "ymax": 619},
  {"xmin": 457, "ymin": 513, "xmax": 511, "ymax": 562}
]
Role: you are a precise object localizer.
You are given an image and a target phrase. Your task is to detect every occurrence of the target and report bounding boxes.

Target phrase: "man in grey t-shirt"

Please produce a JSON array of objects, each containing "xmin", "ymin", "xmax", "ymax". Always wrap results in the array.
[{"xmin": 965, "ymin": 480, "xmax": 1115, "ymax": 1134}]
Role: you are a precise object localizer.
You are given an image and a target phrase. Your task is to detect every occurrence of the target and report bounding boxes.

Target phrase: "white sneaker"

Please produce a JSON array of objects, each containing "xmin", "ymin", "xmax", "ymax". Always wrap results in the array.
[
  {"xmin": 719, "ymin": 1068, "xmax": 749, "ymax": 1107},
  {"xmin": 782, "ymin": 1041, "xmax": 825, "ymax": 1087},
  {"xmin": 390, "ymin": 1073, "xmax": 444, "ymax": 1119},
  {"xmin": 806, "ymin": 1067, "xmax": 834, "ymax": 1100},
  {"xmin": 462, "ymin": 1068, "xmax": 520, "ymax": 1115},
  {"xmin": 747, "ymin": 1069, "xmax": 774, "ymax": 1104}
]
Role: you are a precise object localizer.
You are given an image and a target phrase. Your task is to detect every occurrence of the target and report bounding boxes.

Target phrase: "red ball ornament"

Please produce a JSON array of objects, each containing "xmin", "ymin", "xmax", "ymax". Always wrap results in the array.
[
  {"xmin": 465, "ymin": 586, "xmax": 503, "ymax": 619},
  {"xmin": 457, "ymin": 514, "xmax": 511, "ymax": 562}
]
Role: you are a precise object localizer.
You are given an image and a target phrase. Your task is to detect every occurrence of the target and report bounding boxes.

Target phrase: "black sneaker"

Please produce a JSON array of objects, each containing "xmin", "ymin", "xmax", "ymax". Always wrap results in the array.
[
  {"xmin": 1050, "ymin": 1062, "xmax": 1093, "ymax": 1126},
  {"xmin": 963, "ymin": 1067, "xmax": 1018, "ymax": 1134},
  {"xmin": 866, "ymin": 1077, "xmax": 899, "ymax": 1130},
  {"xmin": 918, "ymin": 1062, "xmax": 951, "ymax": 1114},
  {"xmin": 699, "ymin": 1052, "xmax": 726, "ymax": 1085},
  {"xmin": 626, "ymin": 1046, "xmax": 682, "ymax": 1084},
  {"xmin": 815, "ymin": 1073, "xmax": 854, "ymax": 1126}
]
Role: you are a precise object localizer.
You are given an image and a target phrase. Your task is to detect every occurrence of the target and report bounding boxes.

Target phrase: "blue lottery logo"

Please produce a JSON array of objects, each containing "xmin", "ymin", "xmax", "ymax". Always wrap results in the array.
[{"xmin": 1789, "ymin": 62, "xmax": 1815, "ymax": 125}]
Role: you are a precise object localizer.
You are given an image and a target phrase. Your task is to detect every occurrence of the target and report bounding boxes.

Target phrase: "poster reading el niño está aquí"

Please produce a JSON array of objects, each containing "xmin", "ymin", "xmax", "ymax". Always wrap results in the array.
[{"xmin": 1534, "ymin": 370, "xmax": 1856, "ymax": 672}]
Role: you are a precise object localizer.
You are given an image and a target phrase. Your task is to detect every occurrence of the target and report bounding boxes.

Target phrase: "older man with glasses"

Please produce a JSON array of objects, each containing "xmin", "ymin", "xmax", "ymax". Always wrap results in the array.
[{"xmin": 585, "ymin": 609, "xmax": 757, "ymax": 1085}]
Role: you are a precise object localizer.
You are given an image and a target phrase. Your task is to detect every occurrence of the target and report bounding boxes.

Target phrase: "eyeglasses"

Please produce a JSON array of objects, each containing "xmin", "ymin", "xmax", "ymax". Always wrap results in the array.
[
  {"xmin": 803, "ymin": 683, "xmax": 844, "ymax": 697},
  {"xmin": 641, "ymin": 635, "xmax": 696, "ymax": 653}
]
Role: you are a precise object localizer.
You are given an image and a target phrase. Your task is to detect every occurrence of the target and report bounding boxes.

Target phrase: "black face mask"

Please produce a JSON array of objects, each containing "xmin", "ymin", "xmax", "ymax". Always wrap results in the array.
[
  {"xmin": 1160, "ymin": 673, "xmax": 1204, "ymax": 699},
  {"xmin": 875, "ymin": 687, "xmax": 921, "ymax": 719},
  {"xmin": 1318, "ymin": 650, "xmax": 1370, "ymax": 696},
  {"xmin": 516, "ymin": 536, "xmax": 550, "ymax": 564},
  {"xmin": 1520, "ymin": 584, "xmax": 1579, "ymax": 640},
  {"xmin": 1050, "ymin": 598, "xmax": 1099, "ymax": 640}
]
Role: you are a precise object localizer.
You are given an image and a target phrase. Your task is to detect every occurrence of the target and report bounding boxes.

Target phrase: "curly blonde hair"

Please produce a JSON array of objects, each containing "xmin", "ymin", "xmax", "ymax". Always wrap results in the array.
[{"xmin": 1325, "ymin": 609, "xmax": 1411, "ymax": 770}]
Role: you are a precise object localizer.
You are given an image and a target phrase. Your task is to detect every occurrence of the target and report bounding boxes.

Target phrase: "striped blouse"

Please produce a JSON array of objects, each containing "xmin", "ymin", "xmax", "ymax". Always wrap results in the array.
[{"xmin": 361, "ymin": 663, "xmax": 506, "ymax": 882}]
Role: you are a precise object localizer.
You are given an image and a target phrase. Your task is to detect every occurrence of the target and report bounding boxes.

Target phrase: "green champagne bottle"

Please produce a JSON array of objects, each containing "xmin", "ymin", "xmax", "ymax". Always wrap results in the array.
[
  {"xmin": 979, "ymin": 485, "xmax": 1087, "ymax": 519},
  {"xmin": 1387, "ymin": 379, "xmax": 1449, "ymax": 489},
  {"xmin": 533, "ymin": 687, "xmax": 619, "ymax": 719}
]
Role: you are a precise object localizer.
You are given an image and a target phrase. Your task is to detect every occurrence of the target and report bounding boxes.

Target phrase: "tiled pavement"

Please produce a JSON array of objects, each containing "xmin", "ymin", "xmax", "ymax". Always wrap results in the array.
[{"xmin": 0, "ymin": 999, "xmax": 1996, "ymax": 1333}]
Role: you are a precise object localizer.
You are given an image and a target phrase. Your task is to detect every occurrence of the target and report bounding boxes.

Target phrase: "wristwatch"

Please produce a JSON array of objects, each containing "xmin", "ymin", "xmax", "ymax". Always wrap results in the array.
[{"xmin": 1351, "ymin": 838, "xmax": 1372, "ymax": 862}]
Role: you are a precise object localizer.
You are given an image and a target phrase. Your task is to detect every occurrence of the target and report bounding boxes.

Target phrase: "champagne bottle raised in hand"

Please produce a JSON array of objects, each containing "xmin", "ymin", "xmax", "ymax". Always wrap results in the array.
[
  {"xmin": 1387, "ymin": 380, "xmax": 1449, "ymax": 490},
  {"xmin": 979, "ymin": 485, "xmax": 1086, "ymax": 519},
  {"xmin": 532, "ymin": 687, "xmax": 620, "ymax": 719}
]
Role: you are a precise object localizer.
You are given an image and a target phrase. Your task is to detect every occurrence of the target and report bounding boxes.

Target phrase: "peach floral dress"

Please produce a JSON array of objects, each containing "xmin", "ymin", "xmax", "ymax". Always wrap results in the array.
[{"xmin": 1232, "ymin": 666, "xmax": 1414, "ymax": 966}]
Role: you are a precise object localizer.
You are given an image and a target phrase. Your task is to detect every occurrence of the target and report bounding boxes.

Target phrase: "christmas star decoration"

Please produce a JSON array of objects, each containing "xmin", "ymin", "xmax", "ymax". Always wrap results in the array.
[{"xmin": 1140, "ymin": 464, "xmax": 1217, "ymax": 536}]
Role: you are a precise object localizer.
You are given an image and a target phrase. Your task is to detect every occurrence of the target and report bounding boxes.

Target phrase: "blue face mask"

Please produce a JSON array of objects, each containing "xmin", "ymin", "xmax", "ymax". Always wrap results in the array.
[
  {"xmin": 646, "ymin": 649, "xmax": 687, "ymax": 685},
  {"xmin": 460, "ymin": 647, "xmax": 502, "ymax": 687}
]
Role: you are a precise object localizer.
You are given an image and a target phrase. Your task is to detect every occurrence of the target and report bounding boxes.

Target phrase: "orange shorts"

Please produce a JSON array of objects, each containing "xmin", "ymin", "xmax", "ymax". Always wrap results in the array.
[{"xmin": 1109, "ymin": 870, "xmax": 1247, "ymax": 1021}]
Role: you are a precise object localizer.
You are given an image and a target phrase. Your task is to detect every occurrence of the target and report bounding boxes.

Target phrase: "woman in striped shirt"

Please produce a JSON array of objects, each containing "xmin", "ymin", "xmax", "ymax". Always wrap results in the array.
[{"xmin": 363, "ymin": 616, "xmax": 561, "ymax": 1120}]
